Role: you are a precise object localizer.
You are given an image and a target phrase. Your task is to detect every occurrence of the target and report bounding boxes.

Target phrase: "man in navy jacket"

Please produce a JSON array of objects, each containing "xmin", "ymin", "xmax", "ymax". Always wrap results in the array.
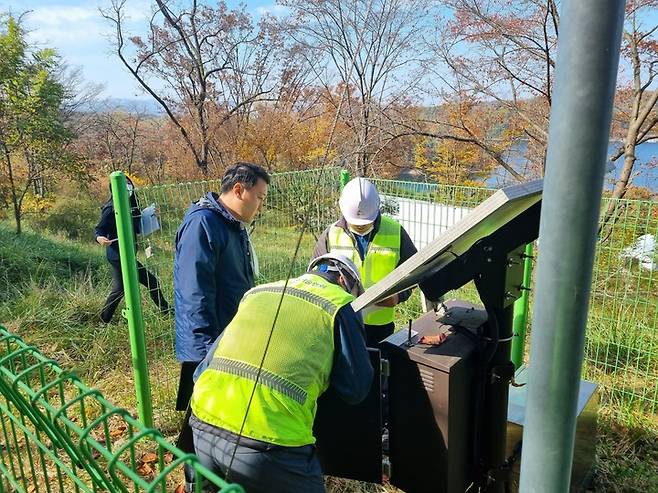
[{"xmin": 173, "ymin": 162, "xmax": 270, "ymax": 411}]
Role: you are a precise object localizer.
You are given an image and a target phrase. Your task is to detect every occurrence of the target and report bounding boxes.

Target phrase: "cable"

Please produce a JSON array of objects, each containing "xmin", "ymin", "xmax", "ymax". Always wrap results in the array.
[
  {"xmin": 470, "ymin": 305, "xmax": 501, "ymax": 489},
  {"xmin": 224, "ymin": 1, "xmax": 378, "ymax": 482}
]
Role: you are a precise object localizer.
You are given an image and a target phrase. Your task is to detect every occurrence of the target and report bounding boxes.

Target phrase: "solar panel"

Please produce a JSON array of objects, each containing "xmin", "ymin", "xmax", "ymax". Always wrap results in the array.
[{"xmin": 352, "ymin": 179, "xmax": 543, "ymax": 312}]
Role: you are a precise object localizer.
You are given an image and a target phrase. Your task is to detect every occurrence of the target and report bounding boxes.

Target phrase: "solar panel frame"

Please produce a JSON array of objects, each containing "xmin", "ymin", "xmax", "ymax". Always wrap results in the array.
[{"xmin": 352, "ymin": 179, "xmax": 543, "ymax": 312}]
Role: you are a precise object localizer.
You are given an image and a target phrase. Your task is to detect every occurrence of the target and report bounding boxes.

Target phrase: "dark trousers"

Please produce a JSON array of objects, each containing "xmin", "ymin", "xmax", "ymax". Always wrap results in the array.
[
  {"xmin": 176, "ymin": 362, "xmax": 202, "ymax": 488},
  {"xmin": 176, "ymin": 361, "xmax": 201, "ymax": 412},
  {"xmin": 192, "ymin": 427, "xmax": 325, "ymax": 493},
  {"xmin": 100, "ymin": 259, "xmax": 169, "ymax": 323}
]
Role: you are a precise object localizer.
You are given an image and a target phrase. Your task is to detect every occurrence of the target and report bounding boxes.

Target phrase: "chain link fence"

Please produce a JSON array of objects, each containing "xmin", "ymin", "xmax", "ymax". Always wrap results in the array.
[
  {"xmin": 128, "ymin": 170, "xmax": 656, "ymax": 426},
  {"xmin": 132, "ymin": 168, "xmax": 342, "ymax": 424}
]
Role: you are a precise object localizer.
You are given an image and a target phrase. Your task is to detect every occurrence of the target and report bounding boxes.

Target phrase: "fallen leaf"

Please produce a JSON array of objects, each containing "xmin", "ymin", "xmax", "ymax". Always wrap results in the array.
[
  {"xmin": 141, "ymin": 452, "xmax": 158, "ymax": 464},
  {"xmin": 419, "ymin": 333, "xmax": 448, "ymax": 346},
  {"xmin": 164, "ymin": 452, "xmax": 174, "ymax": 464},
  {"xmin": 109, "ymin": 423, "xmax": 127, "ymax": 439},
  {"xmin": 174, "ymin": 485, "xmax": 185, "ymax": 493},
  {"xmin": 137, "ymin": 462, "xmax": 153, "ymax": 477}
]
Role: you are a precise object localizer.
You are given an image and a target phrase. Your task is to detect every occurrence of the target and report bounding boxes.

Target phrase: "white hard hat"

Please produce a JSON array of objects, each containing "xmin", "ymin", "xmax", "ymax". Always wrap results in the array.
[
  {"xmin": 339, "ymin": 177, "xmax": 380, "ymax": 226},
  {"xmin": 308, "ymin": 253, "xmax": 364, "ymax": 297}
]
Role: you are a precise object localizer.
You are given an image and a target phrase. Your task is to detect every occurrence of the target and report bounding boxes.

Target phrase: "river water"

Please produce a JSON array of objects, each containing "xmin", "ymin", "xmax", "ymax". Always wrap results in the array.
[{"xmin": 487, "ymin": 141, "xmax": 657, "ymax": 192}]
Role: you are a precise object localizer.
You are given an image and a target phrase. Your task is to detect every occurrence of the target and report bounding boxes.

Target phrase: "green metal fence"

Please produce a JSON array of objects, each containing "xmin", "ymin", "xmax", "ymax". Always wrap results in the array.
[
  {"xmin": 585, "ymin": 198, "xmax": 658, "ymax": 414},
  {"xmin": 124, "ymin": 169, "xmax": 656, "ymax": 427},
  {"xmin": 127, "ymin": 167, "xmax": 342, "ymax": 423},
  {"xmin": 0, "ymin": 325, "xmax": 243, "ymax": 493}
]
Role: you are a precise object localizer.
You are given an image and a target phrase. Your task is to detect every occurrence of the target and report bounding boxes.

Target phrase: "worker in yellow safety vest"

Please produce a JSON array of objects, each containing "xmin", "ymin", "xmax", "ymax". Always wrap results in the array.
[
  {"xmin": 312, "ymin": 177, "xmax": 417, "ymax": 347},
  {"xmin": 189, "ymin": 253, "xmax": 374, "ymax": 493}
]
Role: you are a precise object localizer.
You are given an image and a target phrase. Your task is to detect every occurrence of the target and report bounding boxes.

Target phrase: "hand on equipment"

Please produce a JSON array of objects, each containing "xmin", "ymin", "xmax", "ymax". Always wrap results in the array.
[{"xmin": 376, "ymin": 294, "xmax": 399, "ymax": 307}]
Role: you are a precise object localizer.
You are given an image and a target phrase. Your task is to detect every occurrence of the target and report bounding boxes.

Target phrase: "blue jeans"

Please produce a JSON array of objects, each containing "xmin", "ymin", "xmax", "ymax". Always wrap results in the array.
[{"xmin": 192, "ymin": 427, "xmax": 325, "ymax": 493}]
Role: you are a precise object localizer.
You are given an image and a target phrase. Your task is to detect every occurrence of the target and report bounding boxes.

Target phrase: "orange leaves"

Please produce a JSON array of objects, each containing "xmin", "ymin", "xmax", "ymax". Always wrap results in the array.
[
  {"xmin": 109, "ymin": 422, "xmax": 127, "ymax": 439},
  {"xmin": 136, "ymin": 451, "xmax": 159, "ymax": 479},
  {"xmin": 137, "ymin": 461, "xmax": 154, "ymax": 478},
  {"xmin": 141, "ymin": 452, "xmax": 159, "ymax": 463}
]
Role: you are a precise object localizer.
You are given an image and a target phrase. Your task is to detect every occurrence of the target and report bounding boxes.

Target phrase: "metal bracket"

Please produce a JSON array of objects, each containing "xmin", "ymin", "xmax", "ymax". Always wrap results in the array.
[
  {"xmin": 380, "ymin": 359, "xmax": 390, "ymax": 377},
  {"xmin": 490, "ymin": 361, "xmax": 515, "ymax": 385},
  {"xmin": 382, "ymin": 457, "xmax": 391, "ymax": 479}
]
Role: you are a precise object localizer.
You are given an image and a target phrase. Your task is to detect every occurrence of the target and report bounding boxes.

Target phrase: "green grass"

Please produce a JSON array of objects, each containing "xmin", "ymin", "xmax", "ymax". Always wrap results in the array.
[{"xmin": 2, "ymin": 207, "xmax": 658, "ymax": 491}]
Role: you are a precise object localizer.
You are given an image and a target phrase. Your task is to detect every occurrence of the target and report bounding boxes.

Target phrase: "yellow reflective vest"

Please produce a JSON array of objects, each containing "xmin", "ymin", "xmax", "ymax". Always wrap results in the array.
[
  {"xmin": 191, "ymin": 273, "xmax": 354, "ymax": 447},
  {"xmin": 327, "ymin": 215, "xmax": 401, "ymax": 325}
]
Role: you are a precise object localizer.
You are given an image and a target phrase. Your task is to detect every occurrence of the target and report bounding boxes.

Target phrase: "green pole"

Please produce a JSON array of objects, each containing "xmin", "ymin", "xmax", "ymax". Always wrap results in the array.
[
  {"xmin": 511, "ymin": 243, "xmax": 533, "ymax": 370},
  {"xmin": 339, "ymin": 169, "xmax": 350, "ymax": 189},
  {"xmin": 110, "ymin": 171, "xmax": 154, "ymax": 428},
  {"xmin": 519, "ymin": 1, "xmax": 625, "ymax": 492}
]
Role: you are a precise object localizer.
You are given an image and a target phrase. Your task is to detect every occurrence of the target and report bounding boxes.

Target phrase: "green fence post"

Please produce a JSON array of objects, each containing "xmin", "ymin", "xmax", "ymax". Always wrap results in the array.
[
  {"xmin": 339, "ymin": 169, "xmax": 350, "ymax": 189},
  {"xmin": 110, "ymin": 171, "xmax": 154, "ymax": 428},
  {"xmin": 511, "ymin": 243, "xmax": 533, "ymax": 370}
]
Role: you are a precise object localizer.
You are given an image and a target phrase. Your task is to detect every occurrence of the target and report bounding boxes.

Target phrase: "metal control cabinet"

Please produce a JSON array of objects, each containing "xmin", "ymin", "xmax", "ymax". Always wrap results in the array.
[
  {"xmin": 315, "ymin": 300, "xmax": 598, "ymax": 492},
  {"xmin": 314, "ymin": 349, "xmax": 383, "ymax": 483},
  {"xmin": 382, "ymin": 301, "xmax": 487, "ymax": 493}
]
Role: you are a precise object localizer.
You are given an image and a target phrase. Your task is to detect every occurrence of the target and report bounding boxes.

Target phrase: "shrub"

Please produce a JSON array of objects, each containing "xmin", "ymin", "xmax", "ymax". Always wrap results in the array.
[{"xmin": 32, "ymin": 194, "xmax": 100, "ymax": 240}]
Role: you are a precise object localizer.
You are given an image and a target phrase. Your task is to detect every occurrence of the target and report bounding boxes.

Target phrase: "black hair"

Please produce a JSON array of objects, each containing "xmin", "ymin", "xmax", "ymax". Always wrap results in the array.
[
  {"xmin": 104, "ymin": 176, "xmax": 138, "ymax": 209},
  {"xmin": 220, "ymin": 162, "xmax": 270, "ymax": 194}
]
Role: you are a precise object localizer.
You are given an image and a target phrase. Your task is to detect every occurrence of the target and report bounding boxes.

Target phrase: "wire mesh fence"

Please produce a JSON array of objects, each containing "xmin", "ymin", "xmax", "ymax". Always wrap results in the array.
[
  {"xmin": 0, "ymin": 325, "xmax": 243, "ymax": 493},
  {"xmin": 584, "ymin": 198, "xmax": 658, "ymax": 415},
  {"xmin": 127, "ymin": 169, "xmax": 656, "ymax": 427},
  {"xmin": 132, "ymin": 167, "xmax": 342, "ymax": 424}
]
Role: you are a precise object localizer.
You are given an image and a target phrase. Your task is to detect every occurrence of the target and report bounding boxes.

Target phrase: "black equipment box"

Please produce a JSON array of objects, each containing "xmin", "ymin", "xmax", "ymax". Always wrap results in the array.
[{"xmin": 382, "ymin": 301, "xmax": 486, "ymax": 493}]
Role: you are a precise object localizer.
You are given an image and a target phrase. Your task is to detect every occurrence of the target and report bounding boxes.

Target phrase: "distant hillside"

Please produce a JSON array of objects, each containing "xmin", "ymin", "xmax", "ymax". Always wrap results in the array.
[{"xmin": 79, "ymin": 97, "xmax": 164, "ymax": 116}]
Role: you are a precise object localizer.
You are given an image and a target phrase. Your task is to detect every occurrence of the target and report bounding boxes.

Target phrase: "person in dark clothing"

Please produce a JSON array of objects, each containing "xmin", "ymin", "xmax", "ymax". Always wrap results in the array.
[
  {"xmin": 95, "ymin": 177, "xmax": 170, "ymax": 323},
  {"xmin": 173, "ymin": 163, "xmax": 270, "ymax": 490},
  {"xmin": 173, "ymin": 163, "xmax": 270, "ymax": 411}
]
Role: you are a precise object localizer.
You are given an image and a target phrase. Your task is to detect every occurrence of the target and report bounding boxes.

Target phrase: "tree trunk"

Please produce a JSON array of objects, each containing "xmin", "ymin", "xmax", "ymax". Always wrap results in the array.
[
  {"xmin": 599, "ymin": 124, "xmax": 639, "ymax": 237},
  {"xmin": 2, "ymin": 143, "xmax": 21, "ymax": 234},
  {"xmin": 13, "ymin": 199, "xmax": 21, "ymax": 235}
]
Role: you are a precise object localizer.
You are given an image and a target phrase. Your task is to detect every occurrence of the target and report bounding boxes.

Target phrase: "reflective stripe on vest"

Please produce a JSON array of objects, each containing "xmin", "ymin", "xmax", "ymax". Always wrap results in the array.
[
  {"xmin": 191, "ymin": 273, "xmax": 354, "ymax": 447},
  {"xmin": 328, "ymin": 216, "xmax": 401, "ymax": 325}
]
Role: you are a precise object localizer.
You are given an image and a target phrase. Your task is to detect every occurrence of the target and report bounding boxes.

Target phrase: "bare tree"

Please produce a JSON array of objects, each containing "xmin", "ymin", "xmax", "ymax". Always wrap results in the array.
[
  {"xmin": 600, "ymin": 0, "xmax": 658, "ymax": 235},
  {"xmin": 101, "ymin": 0, "xmax": 292, "ymax": 174},
  {"xmin": 282, "ymin": 0, "xmax": 432, "ymax": 176},
  {"xmin": 91, "ymin": 106, "xmax": 146, "ymax": 173},
  {"xmin": 422, "ymin": 0, "xmax": 657, "ymax": 200},
  {"xmin": 417, "ymin": 0, "xmax": 559, "ymax": 181}
]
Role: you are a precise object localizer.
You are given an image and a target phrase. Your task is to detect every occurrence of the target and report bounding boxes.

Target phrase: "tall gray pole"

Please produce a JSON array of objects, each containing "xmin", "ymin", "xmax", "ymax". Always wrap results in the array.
[{"xmin": 519, "ymin": 1, "xmax": 625, "ymax": 492}]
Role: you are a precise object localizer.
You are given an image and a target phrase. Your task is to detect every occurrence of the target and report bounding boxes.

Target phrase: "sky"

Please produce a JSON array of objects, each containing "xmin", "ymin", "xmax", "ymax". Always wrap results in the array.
[{"xmin": 0, "ymin": 0, "xmax": 288, "ymax": 100}]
